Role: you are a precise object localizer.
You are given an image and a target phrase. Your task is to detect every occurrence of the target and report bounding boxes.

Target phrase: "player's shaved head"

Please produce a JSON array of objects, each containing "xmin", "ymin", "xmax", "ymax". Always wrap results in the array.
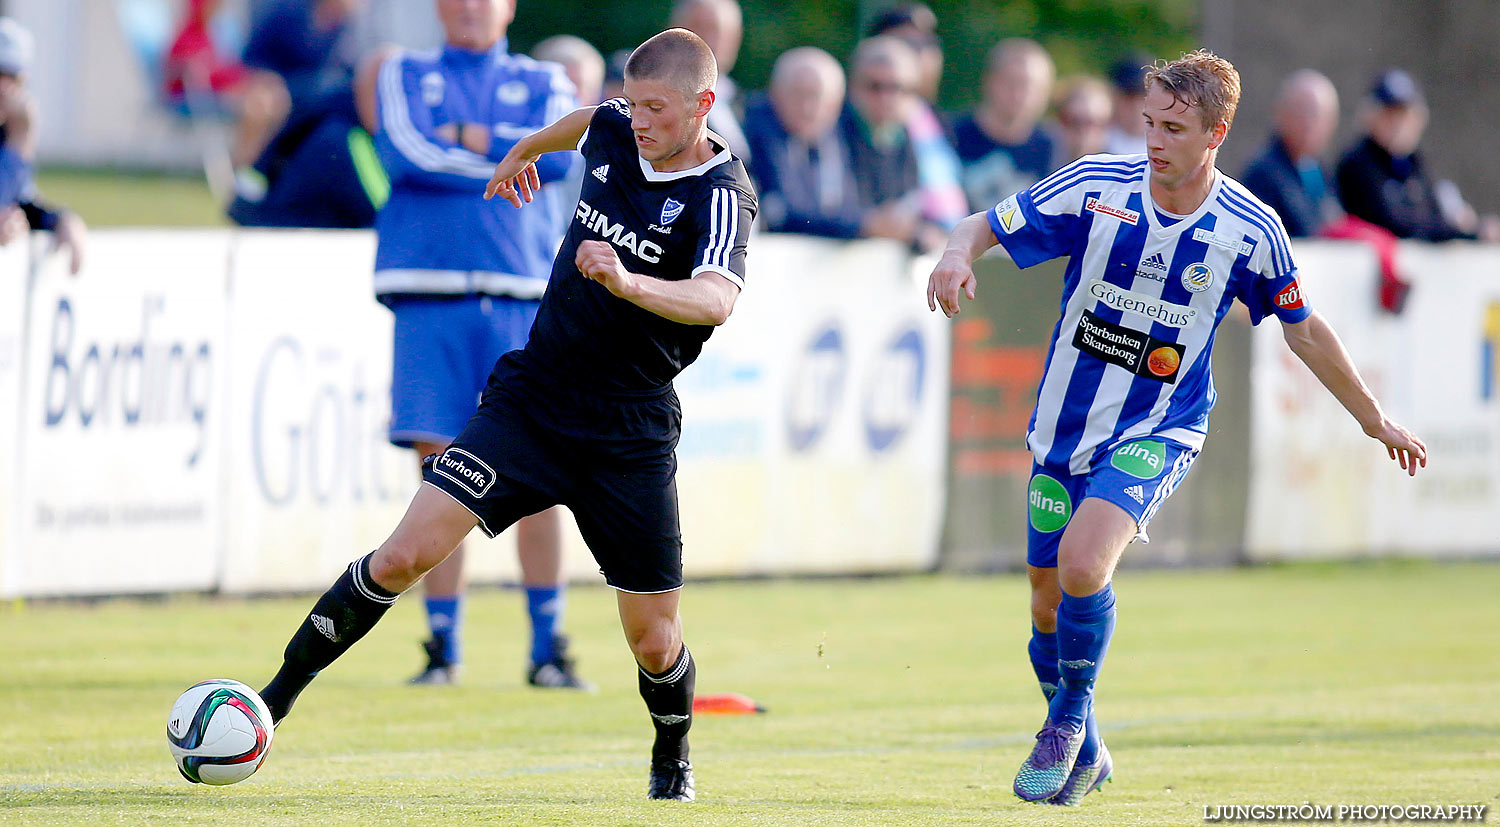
[
  {"xmin": 1145, "ymin": 49, "xmax": 1241, "ymax": 132},
  {"xmin": 625, "ymin": 27, "xmax": 718, "ymax": 103}
]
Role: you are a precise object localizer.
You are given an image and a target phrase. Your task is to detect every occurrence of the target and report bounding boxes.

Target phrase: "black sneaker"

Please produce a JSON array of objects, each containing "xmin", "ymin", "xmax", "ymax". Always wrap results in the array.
[
  {"xmin": 408, "ymin": 638, "xmax": 458, "ymax": 685},
  {"xmin": 526, "ymin": 634, "xmax": 595, "ymax": 691},
  {"xmin": 647, "ymin": 756, "xmax": 695, "ymax": 801}
]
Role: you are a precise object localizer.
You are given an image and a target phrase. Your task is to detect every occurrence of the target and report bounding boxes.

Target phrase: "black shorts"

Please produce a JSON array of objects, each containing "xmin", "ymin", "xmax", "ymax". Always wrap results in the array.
[{"xmin": 422, "ymin": 354, "xmax": 684, "ymax": 593}]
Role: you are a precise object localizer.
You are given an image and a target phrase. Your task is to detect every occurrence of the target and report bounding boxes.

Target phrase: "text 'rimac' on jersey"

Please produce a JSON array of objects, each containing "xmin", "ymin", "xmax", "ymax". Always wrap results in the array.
[{"xmin": 518, "ymin": 97, "xmax": 758, "ymax": 394}]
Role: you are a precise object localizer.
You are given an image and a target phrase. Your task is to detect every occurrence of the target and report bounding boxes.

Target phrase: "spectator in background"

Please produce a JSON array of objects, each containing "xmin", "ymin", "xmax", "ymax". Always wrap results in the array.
[
  {"xmin": 1049, "ymin": 74, "xmax": 1112, "ymax": 168},
  {"xmin": 234, "ymin": 0, "xmax": 365, "ymax": 199},
  {"xmin": 867, "ymin": 3, "xmax": 942, "ymax": 103},
  {"xmin": 867, "ymin": 3, "xmax": 966, "ymax": 231},
  {"xmin": 951, "ymin": 38, "xmax": 1054, "ymax": 213},
  {"xmin": 165, "ymin": 0, "xmax": 290, "ymax": 172},
  {"xmin": 532, "ymin": 35, "xmax": 604, "ymax": 231},
  {"xmin": 1102, "ymin": 53, "xmax": 1150, "ymax": 156},
  {"xmin": 0, "ymin": 18, "xmax": 85, "ymax": 272},
  {"xmin": 744, "ymin": 47, "xmax": 863, "ymax": 238},
  {"xmin": 1335, "ymin": 69, "xmax": 1500, "ymax": 242},
  {"xmin": 601, "ymin": 48, "xmax": 630, "ymax": 102},
  {"xmin": 369, "ymin": 0, "xmax": 588, "ymax": 689},
  {"xmin": 243, "ymin": 0, "xmax": 362, "ymax": 110},
  {"xmin": 533, "ymin": 35, "xmax": 605, "ymax": 108},
  {"xmin": 839, "ymin": 36, "xmax": 945, "ymax": 252},
  {"xmin": 670, "ymin": 0, "xmax": 749, "ymax": 162},
  {"xmin": 1241, "ymin": 69, "xmax": 1340, "ymax": 237}
]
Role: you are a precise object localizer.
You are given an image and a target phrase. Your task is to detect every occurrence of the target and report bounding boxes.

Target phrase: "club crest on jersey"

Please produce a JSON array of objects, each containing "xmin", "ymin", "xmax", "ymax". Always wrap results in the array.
[
  {"xmin": 420, "ymin": 72, "xmax": 445, "ymax": 106},
  {"xmin": 1085, "ymin": 197, "xmax": 1140, "ymax": 225},
  {"xmin": 995, "ymin": 195, "xmax": 1026, "ymax": 233},
  {"xmin": 496, "ymin": 80, "xmax": 529, "ymax": 106},
  {"xmin": 660, "ymin": 198, "xmax": 685, "ymax": 226},
  {"xmin": 1181, "ymin": 262, "xmax": 1215, "ymax": 293}
]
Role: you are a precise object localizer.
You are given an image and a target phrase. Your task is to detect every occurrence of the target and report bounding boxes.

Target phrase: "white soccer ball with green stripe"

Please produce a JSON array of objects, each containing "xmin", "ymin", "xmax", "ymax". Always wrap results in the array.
[{"xmin": 166, "ymin": 679, "xmax": 275, "ymax": 785}]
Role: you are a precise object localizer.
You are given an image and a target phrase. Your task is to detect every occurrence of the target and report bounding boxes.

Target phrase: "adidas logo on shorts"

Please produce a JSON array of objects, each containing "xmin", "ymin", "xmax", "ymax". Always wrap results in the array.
[{"xmin": 1124, "ymin": 484, "xmax": 1145, "ymax": 505}]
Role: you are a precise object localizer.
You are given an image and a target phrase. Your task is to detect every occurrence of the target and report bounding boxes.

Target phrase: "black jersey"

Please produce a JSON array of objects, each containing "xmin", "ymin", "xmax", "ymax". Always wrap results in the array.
[{"xmin": 516, "ymin": 97, "xmax": 758, "ymax": 394}]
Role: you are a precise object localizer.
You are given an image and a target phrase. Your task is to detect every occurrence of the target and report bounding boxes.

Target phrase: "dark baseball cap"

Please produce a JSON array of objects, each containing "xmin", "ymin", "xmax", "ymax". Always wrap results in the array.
[
  {"xmin": 1370, "ymin": 68, "xmax": 1423, "ymax": 107},
  {"xmin": 1108, "ymin": 52, "xmax": 1153, "ymax": 95}
]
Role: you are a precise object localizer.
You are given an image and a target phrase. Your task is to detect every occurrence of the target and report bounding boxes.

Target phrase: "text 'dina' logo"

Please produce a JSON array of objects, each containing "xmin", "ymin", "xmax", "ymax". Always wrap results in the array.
[
  {"xmin": 434, "ymin": 448, "xmax": 495, "ymax": 499},
  {"xmin": 1276, "ymin": 279, "xmax": 1305, "ymax": 310}
]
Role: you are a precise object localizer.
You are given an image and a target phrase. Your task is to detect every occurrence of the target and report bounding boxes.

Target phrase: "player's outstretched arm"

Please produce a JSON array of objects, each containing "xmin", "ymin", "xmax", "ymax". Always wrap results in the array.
[
  {"xmin": 1281, "ymin": 311, "xmax": 1427, "ymax": 476},
  {"xmin": 927, "ymin": 211, "xmax": 1000, "ymax": 317},
  {"xmin": 575, "ymin": 240, "xmax": 738, "ymax": 326},
  {"xmin": 484, "ymin": 106, "xmax": 597, "ymax": 207}
]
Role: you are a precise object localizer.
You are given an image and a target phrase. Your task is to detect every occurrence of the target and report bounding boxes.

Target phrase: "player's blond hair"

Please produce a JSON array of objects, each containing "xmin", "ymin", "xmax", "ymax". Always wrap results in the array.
[{"xmin": 1144, "ymin": 49, "xmax": 1241, "ymax": 132}]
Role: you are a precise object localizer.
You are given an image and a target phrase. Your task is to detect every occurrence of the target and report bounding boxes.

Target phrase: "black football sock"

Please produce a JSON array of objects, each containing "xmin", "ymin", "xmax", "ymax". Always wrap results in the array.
[
  {"xmin": 259, "ymin": 553, "xmax": 399, "ymax": 723},
  {"xmin": 637, "ymin": 644, "xmax": 695, "ymax": 762}
]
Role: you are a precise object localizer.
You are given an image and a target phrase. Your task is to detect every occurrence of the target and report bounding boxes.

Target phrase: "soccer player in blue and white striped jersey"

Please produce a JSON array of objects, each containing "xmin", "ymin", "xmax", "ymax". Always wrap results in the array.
[{"xmin": 927, "ymin": 50, "xmax": 1426, "ymax": 806}]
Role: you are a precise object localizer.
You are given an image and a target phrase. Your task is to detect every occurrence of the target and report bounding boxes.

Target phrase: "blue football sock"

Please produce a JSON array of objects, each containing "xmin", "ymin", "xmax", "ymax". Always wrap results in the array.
[
  {"xmin": 424, "ymin": 595, "xmax": 462, "ymax": 665},
  {"xmin": 1049, "ymin": 584, "xmax": 1116, "ymax": 733},
  {"xmin": 1031, "ymin": 622, "xmax": 1102, "ymax": 763},
  {"xmin": 1079, "ymin": 700, "xmax": 1102, "ymax": 765},
  {"xmin": 526, "ymin": 586, "xmax": 564, "ymax": 666},
  {"xmin": 1027, "ymin": 625, "xmax": 1060, "ymax": 702}
]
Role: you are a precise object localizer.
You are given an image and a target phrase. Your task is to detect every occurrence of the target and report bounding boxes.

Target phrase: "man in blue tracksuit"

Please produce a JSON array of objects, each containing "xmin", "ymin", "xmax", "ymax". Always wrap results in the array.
[{"xmin": 370, "ymin": 0, "xmax": 588, "ymax": 689}]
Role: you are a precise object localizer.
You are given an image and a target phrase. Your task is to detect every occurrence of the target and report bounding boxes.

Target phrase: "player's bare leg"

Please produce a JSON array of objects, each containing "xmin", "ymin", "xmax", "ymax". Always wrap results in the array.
[
  {"xmin": 409, "ymin": 440, "xmax": 468, "ymax": 684},
  {"xmin": 1016, "ymin": 499, "xmax": 1133, "ymax": 802},
  {"xmin": 258, "ymin": 486, "xmax": 477, "ymax": 723},
  {"xmin": 618, "ymin": 589, "xmax": 696, "ymax": 801}
]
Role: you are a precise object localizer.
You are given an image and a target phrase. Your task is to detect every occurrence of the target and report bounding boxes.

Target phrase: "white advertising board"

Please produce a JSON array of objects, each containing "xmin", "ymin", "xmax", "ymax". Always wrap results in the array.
[
  {"xmin": 0, "ymin": 241, "xmax": 29, "ymax": 594},
  {"xmin": 219, "ymin": 231, "xmax": 424, "ymax": 592},
  {"xmin": 1246, "ymin": 241, "xmax": 1500, "ymax": 558},
  {"xmin": 662, "ymin": 236, "xmax": 951, "ymax": 576},
  {"xmin": 7, "ymin": 231, "xmax": 231, "ymax": 596}
]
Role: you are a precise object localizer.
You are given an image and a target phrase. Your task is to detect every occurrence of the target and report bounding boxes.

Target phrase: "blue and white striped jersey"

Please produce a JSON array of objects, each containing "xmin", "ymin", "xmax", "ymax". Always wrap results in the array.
[{"xmin": 988, "ymin": 153, "xmax": 1311, "ymax": 474}]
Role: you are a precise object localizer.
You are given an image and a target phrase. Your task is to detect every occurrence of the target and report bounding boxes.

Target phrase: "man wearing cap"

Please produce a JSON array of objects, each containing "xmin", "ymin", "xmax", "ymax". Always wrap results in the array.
[
  {"xmin": 0, "ymin": 17, "xmax": 87, "ymax": 272},
  {"xmin": 1334, "ymin": 68, "xmax": 1500, "ymax": 242}
]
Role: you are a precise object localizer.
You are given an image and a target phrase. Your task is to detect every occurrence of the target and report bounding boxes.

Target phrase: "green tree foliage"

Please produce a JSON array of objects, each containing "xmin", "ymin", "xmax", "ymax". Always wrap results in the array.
[{"xmin": 509, "ymin": 0, "xmax": 1196, "ymax": 112}]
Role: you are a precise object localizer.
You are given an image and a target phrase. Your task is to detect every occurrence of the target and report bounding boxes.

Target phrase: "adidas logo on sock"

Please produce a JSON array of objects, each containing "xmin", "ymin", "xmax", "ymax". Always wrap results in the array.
[
  {"xmin": 311, "ymin": 614, "xmax": 340, "ymax": 642},
  {"xmin": 592, "ymin": 164, "xmax": 610, "ymax": 182},
  {"xmin": 1059, "ymin": 658, "xmax": 1096, "ymax": 670},
  {"xmin": 651, "ymin": 712, "xmax": 690, "ymax": 725},
  {"xmin": 1125, "ymin": 484, "xmax": 1145, "ymax": 504}
]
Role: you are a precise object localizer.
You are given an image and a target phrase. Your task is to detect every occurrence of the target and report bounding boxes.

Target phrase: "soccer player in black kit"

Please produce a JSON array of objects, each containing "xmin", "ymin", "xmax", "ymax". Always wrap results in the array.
[{"xmin": 250, "ymin": 29, "xmax": 755, "ymax": 802}]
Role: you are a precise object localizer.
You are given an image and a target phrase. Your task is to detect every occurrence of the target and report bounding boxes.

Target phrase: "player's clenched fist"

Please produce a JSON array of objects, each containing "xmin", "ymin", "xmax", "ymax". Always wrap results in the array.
[
  {"xmin": 576, "ymin": 240, "xmax": 637, "ymax": 298},
  {"xmin": 926, "ymin": 253, "xmax": 978, "ymax": 318}
]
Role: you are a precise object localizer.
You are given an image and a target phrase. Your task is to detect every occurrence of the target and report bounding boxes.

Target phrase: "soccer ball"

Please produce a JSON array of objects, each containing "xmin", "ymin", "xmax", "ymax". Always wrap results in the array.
[{"xmin": 166, "ymin": 679, "xmax": 275, "ymax": 785}]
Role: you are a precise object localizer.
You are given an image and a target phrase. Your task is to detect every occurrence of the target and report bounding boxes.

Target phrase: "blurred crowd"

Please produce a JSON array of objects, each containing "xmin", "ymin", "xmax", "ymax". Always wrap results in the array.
[{"xmin": 1, "ymin": 0, "xmax": 1495, "ymax": 275}]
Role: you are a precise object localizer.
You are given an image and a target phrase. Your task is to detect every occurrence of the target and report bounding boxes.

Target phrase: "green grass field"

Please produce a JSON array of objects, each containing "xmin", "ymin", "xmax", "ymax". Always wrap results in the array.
[
  {"xmin": 3, "ymin": 561, "xmax": 1498, "ymax": 825},
  {"xmin": 35, "ymin": 168, "xmax": 222, "ymax": 228}
]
